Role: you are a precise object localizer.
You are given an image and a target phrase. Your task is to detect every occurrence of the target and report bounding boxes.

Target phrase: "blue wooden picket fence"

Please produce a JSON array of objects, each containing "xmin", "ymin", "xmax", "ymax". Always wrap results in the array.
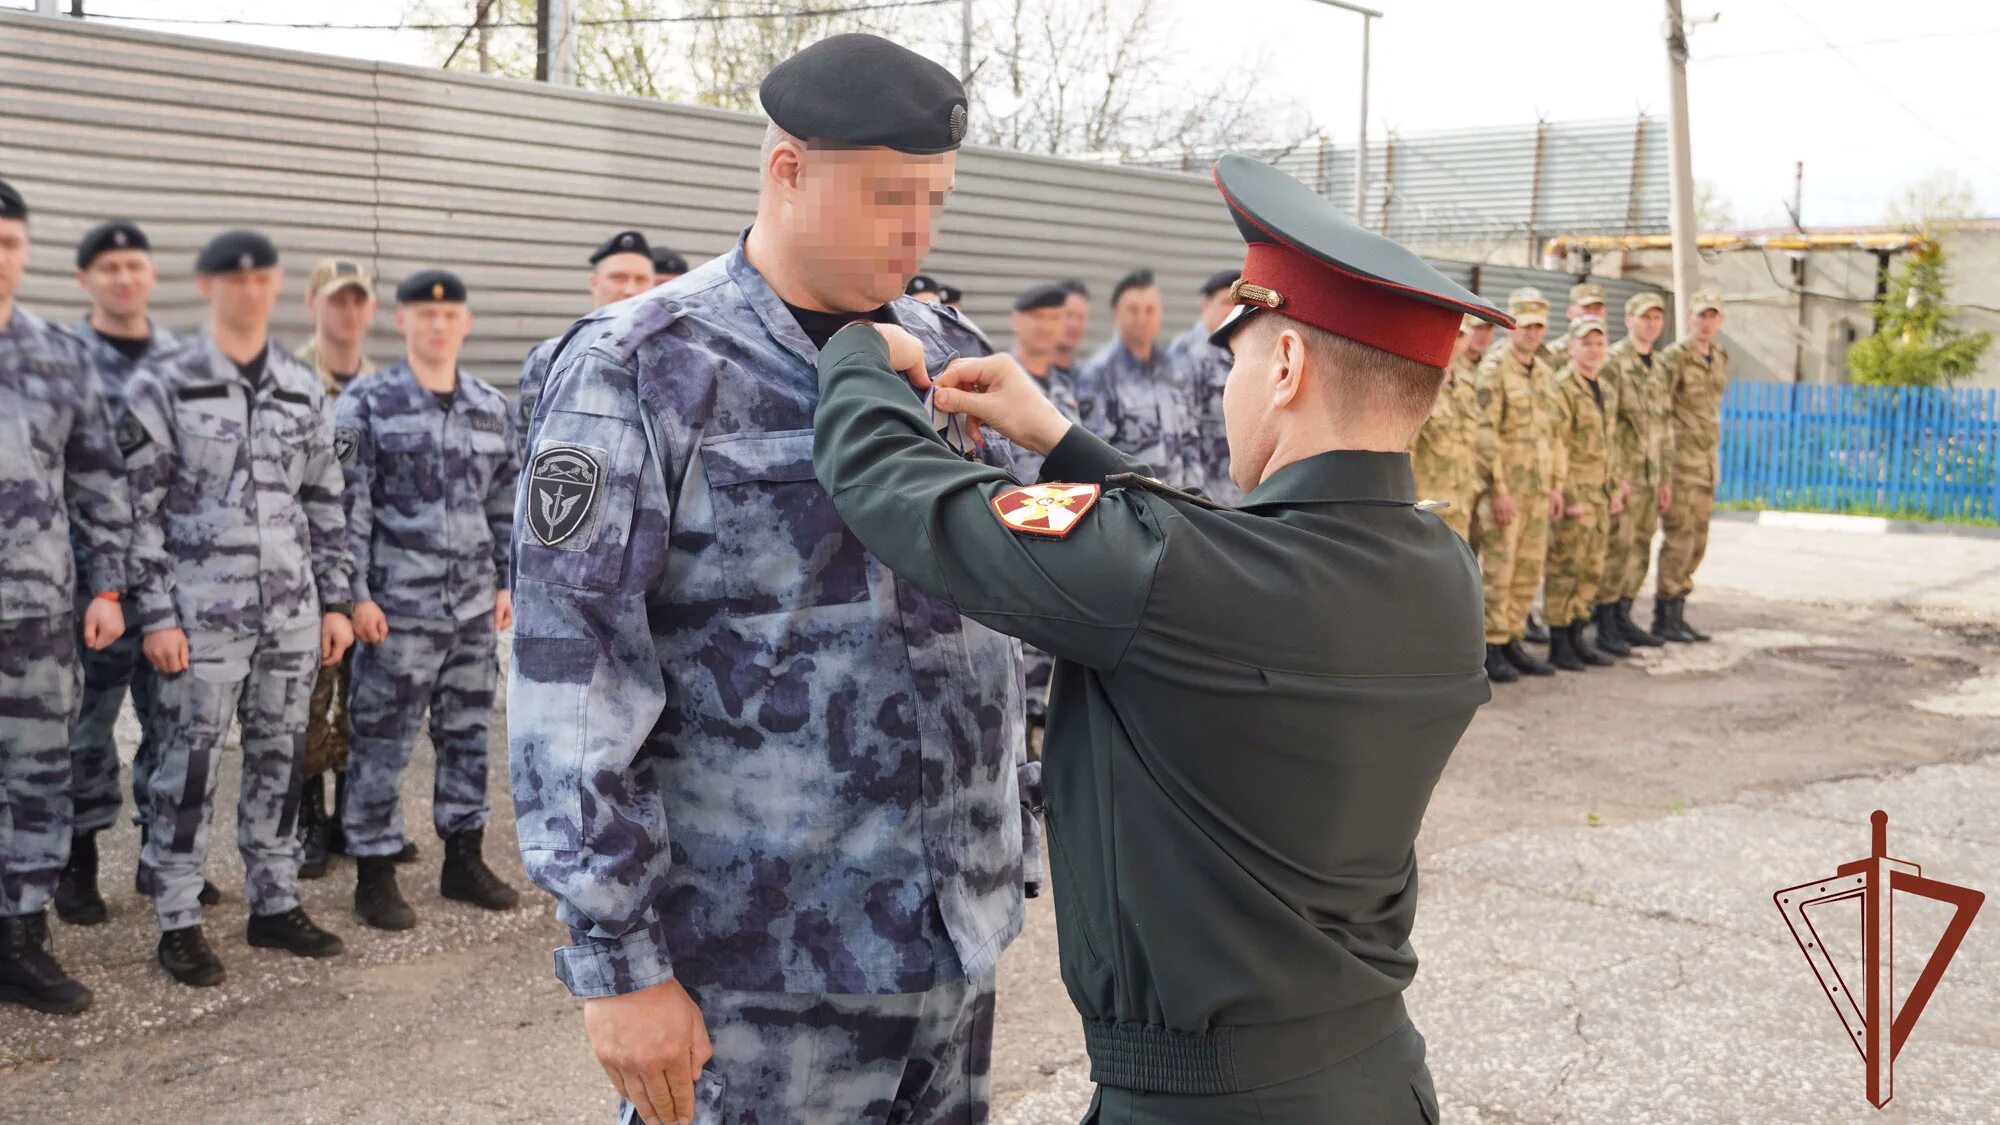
[{"xmin": 1720, "ymin": 383, "xmax": 2000, "ymax": 522}]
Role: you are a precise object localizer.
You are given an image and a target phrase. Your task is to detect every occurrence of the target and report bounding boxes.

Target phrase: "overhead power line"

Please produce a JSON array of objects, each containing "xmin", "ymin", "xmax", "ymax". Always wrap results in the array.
[{"xmin": 78, "ymin": 0, "xmax": 954, "ymax": 32}]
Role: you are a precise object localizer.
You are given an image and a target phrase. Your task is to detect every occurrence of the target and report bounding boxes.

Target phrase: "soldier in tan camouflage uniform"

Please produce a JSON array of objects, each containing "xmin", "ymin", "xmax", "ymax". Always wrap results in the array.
[
  {"xmin": 1476, "ymin": 290, "xmax": 1563, "ymax": 683},
  {"xmin": 1597, "ymin": 292, "xmax": 1671, "ymax": 651},
  {"xmin": 1459, "ymin": 316, "xmax": 1496, "ymax": 549},
  {"xmin": 1411, "ymin": 315, "xmax": 1484, "ymax": 540},
  {"xmin": 1544, "ymin": 318, "xmax": 1624, "ymax": 670},
  {"xmin": 1654, "ymin": 289, "xmax": 1729, "ymax": 642}
]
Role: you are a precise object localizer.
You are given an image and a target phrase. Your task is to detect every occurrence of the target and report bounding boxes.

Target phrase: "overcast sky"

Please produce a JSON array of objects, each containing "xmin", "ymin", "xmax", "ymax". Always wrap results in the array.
[{"xmin": 15, "ymin": 0, "xmax": 1996, "ymax": 228}]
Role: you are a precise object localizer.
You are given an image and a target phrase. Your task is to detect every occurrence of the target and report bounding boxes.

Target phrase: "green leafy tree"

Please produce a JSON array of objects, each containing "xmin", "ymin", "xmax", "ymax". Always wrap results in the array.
[{"xmin": 1847, "ymin": 242, "xmax": 1992, "ymax": 387}]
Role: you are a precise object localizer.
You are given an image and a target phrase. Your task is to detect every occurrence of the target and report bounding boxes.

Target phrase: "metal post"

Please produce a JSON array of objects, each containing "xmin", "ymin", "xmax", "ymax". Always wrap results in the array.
[
  {"xmin": 547, "ymin": 0, "xmax": 577, "ymax": 86},
  {"xmin": 33, "ymin": 0, "xmax": 58, "ymax": 15},
  {"xmin": 961, "ymin": 0, "xmax": 973, "ymax": 82},
  {"xmin": 1664, "ymin": 0, "xmax": 1701, "ymax": 336},
  {"xmin": 1355, "ymin": 14, "xmax": 1371, "ymax": 223}
]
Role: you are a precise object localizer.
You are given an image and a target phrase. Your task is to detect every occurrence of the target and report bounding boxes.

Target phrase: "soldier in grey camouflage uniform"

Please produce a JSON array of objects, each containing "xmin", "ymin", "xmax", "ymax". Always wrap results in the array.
[
  {"xmin": 335, "ymin": 270, "xmax": 520, "ymax": 931},
  {"xmin": 55, "ymin": 220, "xmax": 188, "ymax": 927},
  {"xmin": 122, "ymin": 230, "xmax": 355, "ymax": 987},
  {"xmin": 516, "ymin": 230, "xmax": 655, "ymax": 459},
  {"xmin": 1164, "ymin": 268, "xmax": 1242, "ymax": 502},
  {"xmin": 510, "ymin": 35, "xmax": 1032, "ymax": 1125},
  {"xmin": 0, "ymin": 181, "xmax": 132, "ymax": 1015},
  {"xmin": 1074, "ymin": 268, "xmax": 1194, "ymax": 478}
]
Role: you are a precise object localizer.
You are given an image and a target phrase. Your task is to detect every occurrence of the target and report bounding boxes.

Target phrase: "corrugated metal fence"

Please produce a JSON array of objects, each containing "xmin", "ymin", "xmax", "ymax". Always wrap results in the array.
[
  {"xmin": 1721, "ymin": 382, "xmax": 2000, "ymax": 521},
  {"xmin": 0, "ymin": 10, "xmax": 1243, "ymax": 389}
]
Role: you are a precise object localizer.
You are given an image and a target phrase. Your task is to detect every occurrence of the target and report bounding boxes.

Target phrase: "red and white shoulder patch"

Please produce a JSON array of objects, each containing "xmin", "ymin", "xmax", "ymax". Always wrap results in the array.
[{"xmin": 990, "ymin": 483, "xmax": 1101, "ymax": 539}]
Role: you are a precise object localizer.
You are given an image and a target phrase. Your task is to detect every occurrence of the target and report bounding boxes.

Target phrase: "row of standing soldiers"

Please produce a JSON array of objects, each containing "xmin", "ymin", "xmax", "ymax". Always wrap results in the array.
[{"xmin": 1411, "ymin": 282, "xmax": 1732, "ymax": 682}]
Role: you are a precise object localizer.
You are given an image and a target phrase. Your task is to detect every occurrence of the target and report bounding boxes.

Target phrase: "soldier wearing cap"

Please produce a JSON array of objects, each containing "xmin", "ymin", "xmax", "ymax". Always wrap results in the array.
[
  {"xmin": 1544, "ymin": 318, "xmax": 1623, "ymax": 670},
  {"xmin": 56, "ymin": 219, "xmax": 187, "ymax": 927},
  {"xmin": 1053, "ymin": 278, "xmax": 1091, "ymax": 377},
  {"xmin": 1653, "ymin": 290, "xmax": 1728, "ymax": 642},
  {"xmin": 1009, "ymin": 282, "xmax": 1083, "ymax": 738},
  {"xmin": 293, "ymin": 256, "xmax": 388, "ymax": 878},
  {"xmin": 905, "ymin": 272, "xmax": 943, "ymax": 304},
  {"xmin": 515, "ymin": 230, "xmax": 656, "ymax": 458},
  {"xmin": 508, "ymin": 35, "xmax": 1032, "ymax": 1125},
  {"xmin": 1165, "ymin": 268, "xmax": 1244, "ymax": 501},
  {"xmin": 1476, "ymin": 288, "xmax": 1563, "ymax": 682},
  {"xmin": 121, "ymin": 229, "xmax": 355, "ymax": 986},
  {"xmin": 1568, "ymin": 280, "xmax": 1608, "ymax": 322},
  {"xmin": 1075, "ymin": 268, "xmax": 1194, "ymax": 480},
  {"xmin": 1597, "ymin": 291, "xmax": 1673, "ymax": 652},
  {"xmin": 0, "ymin": 180, "xmax": 131, "ymax": 1015},
  {"xmin": 1410, "ymin": 314, "xmax": 1485, "ymax": 542},
  {"xmin": 333, "ymin": 271, "xmax": 521, "ymax": 931},
  {"xmin": 938, "ymin": 282, "xmax": 965, "ymax": 309},
  {"xmin": 651, "ymin": 247, "xmax": 689, "ymax": 284},
  {"xmin": 811, "ymin": 151, "xmax": 1501, "ymax": 1122}
]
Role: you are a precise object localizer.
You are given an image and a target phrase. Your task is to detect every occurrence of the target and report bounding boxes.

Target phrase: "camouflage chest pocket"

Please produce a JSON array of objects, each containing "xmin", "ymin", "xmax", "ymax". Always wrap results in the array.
[
  {"xmin": 261, "ymin": 396, "xmax": 320, "ymax": 492},
  {"xmin": 697, "ymin": 430, "xmax": 871, "ymax": 612},
  {"xmin": 175, "ymin": 402, "xmax": 246, "ymax": 492},
  {"xmin": 375, "ymin": 430, "xmax": 438, "ymax": 500}
]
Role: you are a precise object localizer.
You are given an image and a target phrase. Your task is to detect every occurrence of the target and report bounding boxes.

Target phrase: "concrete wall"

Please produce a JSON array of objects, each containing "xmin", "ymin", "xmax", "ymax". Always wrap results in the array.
[{"xmin": 0, "ymin": 10, "xmax": 1242, "ymax": 388}]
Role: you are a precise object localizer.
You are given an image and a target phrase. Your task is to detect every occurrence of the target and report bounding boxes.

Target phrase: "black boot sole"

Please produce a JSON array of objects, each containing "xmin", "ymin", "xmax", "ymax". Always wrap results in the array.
[
  {"xmin": 247, "ymin": 931, "xmax": 346, "ymax": 959},
  {"xmin": 54, "ymin": 894, "xmax": 109, "ymax": 927},
  {"xmin": 441, "ymin": 883, "xmax": 520, "ymax": 912},
  {"xmin": 355, "ymin": 906, "xmax": 418, "ymax": 931},
  {"xmin": 0, "ymin": 980, "xmax": 93, "ymax": 1015},
  {"xmin": 158, "ymin": 958, "xmax": 226, "ymax": 988}
]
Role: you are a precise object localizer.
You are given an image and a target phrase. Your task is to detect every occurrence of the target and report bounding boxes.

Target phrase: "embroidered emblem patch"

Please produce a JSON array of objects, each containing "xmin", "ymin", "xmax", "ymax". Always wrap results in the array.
[
  {"xmin": 332, "ymin": 426, "xmax": 359, "ymax": 466},
  {"xmin": 991, "ymin": 483, "xmax": 1100, "ymax": 539},
  {"xmin": 527, "ymin": 445, "xmax": 602, "ymax": 546},
  {"xmin": 116, "ymin": 414, "xmax": 149, "ymax": 455}
]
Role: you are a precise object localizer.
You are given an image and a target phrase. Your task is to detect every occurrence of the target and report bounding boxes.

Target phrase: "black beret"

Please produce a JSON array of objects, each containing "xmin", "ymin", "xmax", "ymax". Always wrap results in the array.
[
  {"xmin": 195, "ymin": 229, "xmax": 278, "ymax": 275},
  {"xmin": 937, "ymin": 285, "xmax": 963, "ymax": 305},
  {"xmin": 905, "ymin": 274, "xmax": 940, "ymax": 297},
  {"xmin": 0, "ymin": 179, "xmax": 25, "ymax": 222},
  {"xmin": 396, "ymin": 269, "xmax": 468, "ymax": 304},
  {"xmin": 1200, "ymin": 268, "xmax": 1241, "ymax": 297},
  {"xmin": 77, "ymin": 221, "xmax": 151, "ymax": 269},
  {"xmin": 1060, "ymin": 279, "xmax": 1088, "ymax": 298},
  {"xmin": 651, "ymin": 247, "xmax": 688, "ymax": 276},
  {"xmin": 1110, "ymin": 269, "xmax": 1156, "ymax": 307},
  {"xmin": 760, "ymin": 34, "xmax": 968, "ymax": 155},
  {"xmin": 590, "ymin": 230, "xmax": 651, "ymax": 265},
  {"xmin": 1013, "ymin": 283, "xmax": 1068, "ymax": 312}
]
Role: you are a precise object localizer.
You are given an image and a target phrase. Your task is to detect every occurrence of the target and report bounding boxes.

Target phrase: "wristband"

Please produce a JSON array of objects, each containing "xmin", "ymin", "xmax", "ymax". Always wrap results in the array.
[
  {"xmin": 94, "ymin": 591, "xmax": 120, "ymax": 602},
  {"xmin": 323, "ymin": 602, "xmax": 354, "ymax": 617}
]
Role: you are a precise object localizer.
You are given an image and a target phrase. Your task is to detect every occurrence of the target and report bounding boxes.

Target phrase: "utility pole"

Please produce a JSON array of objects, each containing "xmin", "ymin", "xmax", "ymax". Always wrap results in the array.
[
  {"xmin": 1301, "ymin": 2, "xmax": 1380, "ymax": 223},
  {"xmin": 537, "ymin": 0, "xmax": 577, "ymax": 86},
  {"xmin": 960, "ymin": 0, "xmax": 973, "ymax": 83},
  {"xmin": 1663, "ymin": 0, "xmax": 1701, "ymax": 339},
  {"xmin": 33, "ymin": 0, "xmax": 57, "ymax": 15}
]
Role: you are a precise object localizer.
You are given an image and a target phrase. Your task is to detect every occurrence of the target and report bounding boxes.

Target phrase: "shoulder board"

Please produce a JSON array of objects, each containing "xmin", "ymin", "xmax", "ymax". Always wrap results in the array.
[{"xmin": 1105, "ymin": 473, "xmax": 1235, "ymax": 512}]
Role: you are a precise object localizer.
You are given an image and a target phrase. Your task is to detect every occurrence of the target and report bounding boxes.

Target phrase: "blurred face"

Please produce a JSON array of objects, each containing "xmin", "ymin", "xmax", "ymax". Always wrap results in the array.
[
  {"xmin": 1010, "ymin": 306, "xmax": 1063, "ymax": 360},
  {"xmin": 78, "ymin": 249, "xmax": 157, "ymax": 321},
  {"xmin": 1448, "ymin": 330, "xmax": 1472, "ymax": 370},
  {"xmin": 310, "ymin": 284, "xmax": 377, "ymax": 348},
  {"xmin": 0, "ymin": 218, "xmax": 26, "ymax": 303},
  {"xmin": 1573, "ymin": 301, "xmax": 1606, "ymax": 322},
  {"xmin": 1468, "ymin": 322, "xmax": 1493, "ymax": 355},
  {"xmin": 1198, "ymin": 289, "xmax": 1234, "ymax": 334},
  {"xmin": 395, "ymin": 301, "xmax": 473, "ymax": 367},
  {"xmin": 588, "ymin": 252, "xmax": 655, "ymax": 308},
  {"xmin": 198, "ymin": 266, "xmax": 283, "ymax": 335},
  {"xmin": 1692, "ymin": 307, "xmax": 1724, "ymax": 343},
  {"xmin": 1060, "ymin": 293, "xmax": 1089, "ymax": 351},
  {"xmin": 1573, "ymin": 331, "xmax": 1607, "ymax": 372},
  {"xmin": 1113, "ymin": 285, "xmax": 1161, "ymax": 353},
  {"xmin": 1628, "ymin": 306, "xmax": 1665, "ymax": 349},
  {"xmin": 1509, "ymin": 322, "xmax": 1547, "ymax": 357},
  {"xmin": 772, "ymin": 138, "xmax": 955, "ymax": 310}
]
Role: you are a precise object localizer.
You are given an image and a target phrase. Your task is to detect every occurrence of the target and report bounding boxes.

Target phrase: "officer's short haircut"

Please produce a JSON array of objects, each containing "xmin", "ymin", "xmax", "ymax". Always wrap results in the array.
[
  {"xmin": 1110, "ymin": 269, "xmax": 1156, "ymax": 307},
  {"xmin": 1237, "ymin": 313, "xmax": 1443, "ymax": 435}
]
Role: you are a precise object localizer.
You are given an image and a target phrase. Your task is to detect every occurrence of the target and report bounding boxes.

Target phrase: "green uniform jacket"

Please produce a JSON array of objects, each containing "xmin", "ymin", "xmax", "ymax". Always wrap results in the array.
[
  {"xmin": 1551, "ymin": 364, "xmax": 1619, "ymax": 504},
  {"xmin": 1659, "ymin": 338, "xmax": 1730, "ymax": 487},
  {"xmin": 1476, "ymin": 346, "xmax": 1562, "ymax": 499},
  {"xmin": 813, "ymin": 325, "xmax": 1489, "ymax": 1095},
  {"xmin": 1599, "ymin": 337, "xmax": 1669, "ymax": 487}
]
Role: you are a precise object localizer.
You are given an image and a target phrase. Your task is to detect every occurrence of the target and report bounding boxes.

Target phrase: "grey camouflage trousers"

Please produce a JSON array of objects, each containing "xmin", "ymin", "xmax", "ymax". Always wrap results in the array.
[
  {"xmin": 0, "ymin": 614, "xmax": 80, "ymax": 917},
  {"xmin": 143, "ymin": 628, "xmax": 317, "ymax": 931},
  {"xmin": 69, "ymin": 619, "xmax": 163, "ymax": 834},
  {"xmin": 619, "ymin": 974, "xmax": 997, "ymax": 1125},
  {"xmin": 342, "ymin": 613, "xmax": 496, "ymax": 857}
]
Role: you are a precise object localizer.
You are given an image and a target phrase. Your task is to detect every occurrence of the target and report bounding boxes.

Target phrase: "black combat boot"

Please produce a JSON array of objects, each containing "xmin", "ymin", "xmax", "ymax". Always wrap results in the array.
[
  {"xmin": 1653, "ymin": 597, "xmax": 1696, "ymax": 643},
  {"xmin": 440, "ymin": 829, "xmax": 520, "ymax": 912},
  {"xmin": 1591, "ymin": 604, "xmax": 1632, "ymax": 657},
  {"xmin": 1572, "ymin": 622, "xmax": 1615, "ymax": 666},
  {"xmin": 1523, "ymin": 612, "xmax": 1551, "ymax": 644},
  {"xmin": 0, "ymin": 912, "xmax": 93, "ymax": 1014},
  {"xmin": 1616, "ymin": 597, "xmax": 1665, "ymax": 647},
  {"xmin": 54, "ymin": 829, "xmax": 109, "ymax": 925},
  {"xmin": 1501, "ymin": 639, "xmax": 1556, "ymax": 676},
  {"xmin": 354, "ymin": 856, "xmax": 417, "ymax": 931},
  {"xmin": 298, "ymin": 774, "xmax": 330, "ymax": 881},
  {"xmin": 1677, "ymin": 600, "xmax": 1712, "ymax": 642},
  {"xmin": 1484, "ymin": 644, "xmax": 1521, "ymax": 684},
  {"xmin": 1547, "ymin": 624, "xmax": 1585, "ymax": 671},
  {"xmin": 157, "ymin": 924, "xmax": 226, "ymax": 988},
  {"xmin": 247, "ymin": 906, "xmax": 345, "ymax": 958}
]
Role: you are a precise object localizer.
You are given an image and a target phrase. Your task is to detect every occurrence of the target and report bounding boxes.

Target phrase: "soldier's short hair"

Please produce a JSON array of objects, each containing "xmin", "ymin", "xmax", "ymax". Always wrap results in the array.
[
  {"xmin": 1110, "ymin": 269, "xmax": 1156, "ymax": 307},
  {"xmin": 1237, "ymin": 313, "xmax": 1443, "ymax": 436}
]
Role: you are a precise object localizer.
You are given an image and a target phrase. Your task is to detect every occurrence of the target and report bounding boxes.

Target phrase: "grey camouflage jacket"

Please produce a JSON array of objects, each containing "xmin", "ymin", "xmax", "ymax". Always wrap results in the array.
[
  {"xmin": 1073, "ymin": 336, "xmax": 1190, "ymax": 479},
  {"xmin": 516, "ymin": 334, "xmax": 560, "ymax": 461}
]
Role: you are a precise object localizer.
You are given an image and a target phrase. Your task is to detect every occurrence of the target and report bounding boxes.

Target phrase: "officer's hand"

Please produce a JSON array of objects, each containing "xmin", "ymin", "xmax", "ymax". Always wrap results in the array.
[
  {"xmin": 869, "ymin": 323, "xmax": 931, "ymax": 389},
  {"xmin": 353, "ymin": 601, "xmax": 389, "ymax": 644},
  {"xmin": 1491, "ymin": 493, "xmax": 1518, "ymax": 527},
  {"xmin": 584, "ymin": 978, "xmax": 714, "ymax": 1125},
  {"xmin": 1549, "ymin": 493, "xmax": 1568, "ymax": 522},
  {"xmin": 1618, "ymin": 479, "xmax": 1632, "ymax": 505},
  {"xmin": 1657, "ymin": 483, "xmax": 1673, "ymax": 515},
  {"xmin": 1609, "ymin": 491, "xmax": 1626, "ymax": 516},
  {"xmin": 321, "ymin": 612, "xmax": 354, "ymax": 666},
  {"xmin": 82, "ymin": 597, "xmax": 125, "ymax": 651},
  {"xmin": 932, "ymin": 355, "xmax": 1074, "ymax": 455},
  {"xmin": 143, "ymin": 628, "xmax": 190, "ymax": 674},
  {"xmin": 493, "ymin": 590, "xmax": 513, "ymax": 632}
]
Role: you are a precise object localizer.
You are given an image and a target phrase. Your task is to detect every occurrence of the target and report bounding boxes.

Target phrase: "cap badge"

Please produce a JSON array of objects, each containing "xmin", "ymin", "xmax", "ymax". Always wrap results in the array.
[
  {"xmin": 238, "ymin": 252, "xmax": 253, "ymax": 271},
  {"xmin": 620, "ymin": 234, "xmax": 634, "ymax": 248},
  {"xmin": 112, "ymin": 230, "xmax": 128, "ymax": 247},
  {"xmin": 949, "ymin": 103, "xmax": 968, "ymax": 145},
  {"xmin": 1230, "ymin": 279, "xmax": 1285, "ymax": 309},
  {"xmin": 432, "ymin": 282, "xmax": 445, "ymax": 300}
]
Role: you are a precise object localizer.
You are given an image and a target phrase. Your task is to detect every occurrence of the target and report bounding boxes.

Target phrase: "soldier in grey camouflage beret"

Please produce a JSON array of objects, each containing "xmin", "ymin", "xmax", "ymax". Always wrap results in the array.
[{"xmin": 0, "ymin": 181, "xmax": 132, "ymax": 1015}]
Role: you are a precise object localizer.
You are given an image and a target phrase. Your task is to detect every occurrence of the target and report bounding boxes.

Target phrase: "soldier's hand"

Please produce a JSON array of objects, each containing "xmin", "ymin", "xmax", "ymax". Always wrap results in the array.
[
  {"xmin": 869, "ymin": 323, "xmax": 931, "ymax": 389},
  {"xmin": 321, "ymin": 612, "xmax": 354, "ymax": 666},
  {"xmin": 353, "ymin": 601, "xmax": 389, "ymax": 644},
  {"xmin": 1657, "ymin": 483, "xmax": 1673, "ymax": 515},
  {"xmin": 1490, "ymin": 493, "xmax": 1517, "ymax": 527},
  {"xmin": 932, "ymin": 354, "xmax": 1074, "ymax": 455},
  {"xmin": 82, "ymin": 596, "xmax": 125, "ymax": 651},
  {"xmin": 585, "ymin": 978, "xmax": 714, "ymax": 1125},
  {"xmin": 1610, "ymin": 491, "xmax": 1626, "ymax": 516},
  {"xmin": 1549, "ymin": 493, "xmax": 1568, "ymax": 521},
  {"xmin": 143, "ymin": 627, "xmax": 190, "ymax": 674},
  {"xmin": 493, "ymin": 590, "xmax": 513, "ymax": 632}
]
